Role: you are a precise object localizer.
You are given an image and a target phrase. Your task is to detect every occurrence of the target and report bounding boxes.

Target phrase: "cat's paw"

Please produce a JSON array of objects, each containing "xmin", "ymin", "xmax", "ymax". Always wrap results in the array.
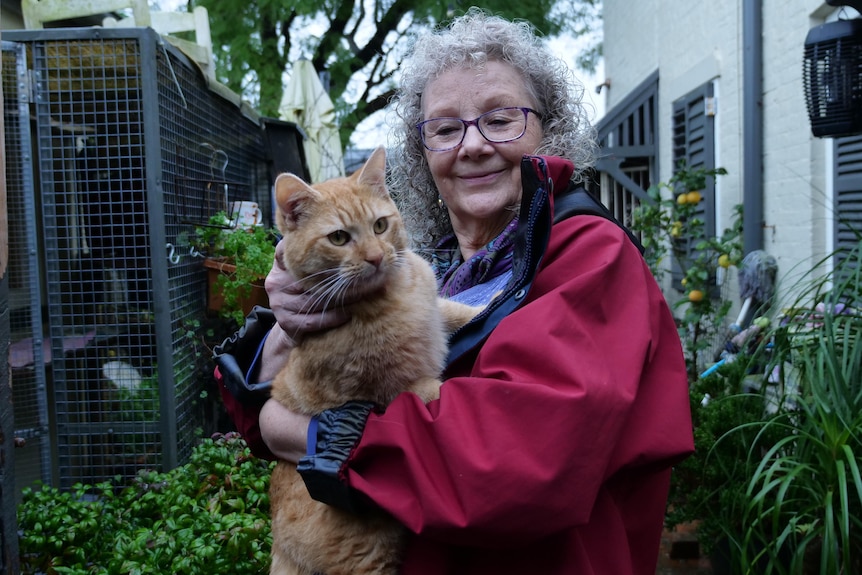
[
  {"xmin": 438, "ymin": 299, "xmax": 484, "ymax": 333},
  {"xmin": 411, "ymin": 378, "xmax": 442, "ymax": 403}
]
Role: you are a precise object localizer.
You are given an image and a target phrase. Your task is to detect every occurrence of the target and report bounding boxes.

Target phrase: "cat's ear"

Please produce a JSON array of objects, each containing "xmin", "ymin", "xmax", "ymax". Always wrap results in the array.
[
  {"xmin": 355, "ymin": 146, "xmax": 389, "ymax": 198},
  {"xmin": 275, "ymin": 172, "xmax": 320, "ymax": 230}
]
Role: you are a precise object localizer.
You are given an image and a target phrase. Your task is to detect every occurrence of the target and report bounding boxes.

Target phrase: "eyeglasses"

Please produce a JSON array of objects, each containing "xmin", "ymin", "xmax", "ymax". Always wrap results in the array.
[{"xmin": 416, "ymin": 107, "xmax": 540, "ymax": 152}]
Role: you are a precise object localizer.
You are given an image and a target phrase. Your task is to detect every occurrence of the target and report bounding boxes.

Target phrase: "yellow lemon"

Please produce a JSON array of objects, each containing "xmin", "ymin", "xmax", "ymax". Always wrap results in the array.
[
  {"xmin": 718, "ymin": 254, "xmax": 731, "ymax": 268},
  {"xmin": 681, "ymin": 277, "xmax": 688, "ymax": 286},
  {"xmin": 686, "ymin": 190, "xmax": 702, "ymax": 204},
  {"xmin": 677, "ymin": 193, "xmax": 688, "ymax": 205},
  {"xmin": 688, "ymin": 289, "xmax": 705, "ymax": 303},
  {"xmin": 670, "ymin": 221, "xmax": 683, "ymax": 237}
]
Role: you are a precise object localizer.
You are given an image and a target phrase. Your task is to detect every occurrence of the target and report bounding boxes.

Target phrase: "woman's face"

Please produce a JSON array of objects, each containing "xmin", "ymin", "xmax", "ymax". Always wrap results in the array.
[{"xmin": 421, "ymin": 60, "xmax": 543, "ymax": 244}]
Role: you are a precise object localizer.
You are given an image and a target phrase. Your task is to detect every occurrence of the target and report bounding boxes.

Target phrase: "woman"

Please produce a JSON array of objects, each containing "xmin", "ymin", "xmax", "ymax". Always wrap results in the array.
[{"xmin": 215, "ymin": 10, "xmax": 693, "ymax": 574}]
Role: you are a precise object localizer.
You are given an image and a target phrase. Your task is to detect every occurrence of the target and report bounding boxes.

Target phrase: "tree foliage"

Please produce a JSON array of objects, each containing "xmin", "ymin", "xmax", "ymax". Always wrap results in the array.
[{"xmin": 190, "ymin": 0, "xmax": 601, "ymax": 146}]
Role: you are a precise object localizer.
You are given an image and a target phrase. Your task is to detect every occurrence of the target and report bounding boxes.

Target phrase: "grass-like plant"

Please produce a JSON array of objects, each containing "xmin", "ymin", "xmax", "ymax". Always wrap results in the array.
[{"xmin": 729, "ymin": 242, "xmax": 862, "ymax": 574}]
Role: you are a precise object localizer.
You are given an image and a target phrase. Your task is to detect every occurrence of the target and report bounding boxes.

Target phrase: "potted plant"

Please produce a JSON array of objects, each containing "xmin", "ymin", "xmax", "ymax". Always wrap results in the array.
[{"xmin": 192, "ymin": 212, "xmax": 279, "ymax": 325}]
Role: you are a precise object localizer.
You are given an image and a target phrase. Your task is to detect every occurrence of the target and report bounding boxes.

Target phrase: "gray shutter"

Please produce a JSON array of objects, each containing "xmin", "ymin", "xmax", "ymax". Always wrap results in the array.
[
  {"xmin": 835, "ymin": 134, "xmax": 862, "ymax": 265},
  {"xmin": 672, "ymin": 82, "xmax": 717, "ymax": 234},
  {"xmin": 671, "ymin": 83, "xmax": 717, "ymax": 288}
]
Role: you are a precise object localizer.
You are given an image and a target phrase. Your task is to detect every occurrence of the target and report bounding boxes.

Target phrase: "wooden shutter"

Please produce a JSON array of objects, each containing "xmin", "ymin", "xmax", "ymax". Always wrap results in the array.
[
  {"xmin": 671, "ymin": 82, "xmax": 717, "ymax": 288},
  {"xmin": 672, "ymin": 82, "xmax": 717, "ymax": 234},
  {"xmin": 835, "ymin": 134, "xmax": 862, "ymax": 261}
]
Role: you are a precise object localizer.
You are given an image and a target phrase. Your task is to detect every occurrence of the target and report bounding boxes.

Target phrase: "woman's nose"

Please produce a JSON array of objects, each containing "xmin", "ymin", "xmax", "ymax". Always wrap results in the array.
[{"xmin": 460, "ymin": 123, "xmax": 490, "ymax": 152}]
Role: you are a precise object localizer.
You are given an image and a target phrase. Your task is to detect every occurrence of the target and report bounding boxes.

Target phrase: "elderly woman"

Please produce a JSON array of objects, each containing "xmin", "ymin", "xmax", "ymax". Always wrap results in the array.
[{"xmin": 215, "ymin": 9, "xmax": 693, "ymax": 574}]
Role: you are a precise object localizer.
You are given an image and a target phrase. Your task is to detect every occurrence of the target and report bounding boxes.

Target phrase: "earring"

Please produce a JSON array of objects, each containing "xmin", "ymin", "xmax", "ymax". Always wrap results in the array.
[{"xmin": 438, "ymin": 196, "xmax": 445, "ymax": 209}]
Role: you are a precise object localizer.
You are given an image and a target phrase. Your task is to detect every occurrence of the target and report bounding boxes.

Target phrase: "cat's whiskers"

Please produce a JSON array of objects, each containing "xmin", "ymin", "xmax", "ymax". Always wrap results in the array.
[
  {"xmin": 304, "ymin": 269, "xmax": 365, "ymax": 316},
  {"xmin": 303, "ymin": 274, "xmax": 346, "ymax": 310},
  {"xmin": 391, "ymin": 250, "xmax": 410, "ymax": 270}
]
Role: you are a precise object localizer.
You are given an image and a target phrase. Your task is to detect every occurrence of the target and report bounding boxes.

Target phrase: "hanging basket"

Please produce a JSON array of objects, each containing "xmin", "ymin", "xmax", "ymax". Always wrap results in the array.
[{"xmin": 803, "ymin": 18, "xmax": 862, "ymax": 138}]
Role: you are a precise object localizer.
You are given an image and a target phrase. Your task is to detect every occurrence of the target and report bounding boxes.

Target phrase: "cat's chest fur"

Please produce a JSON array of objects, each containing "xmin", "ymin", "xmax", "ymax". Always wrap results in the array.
[{"xmin": 270, "ymin": 250, "xmax": 448, "ymax": 414}]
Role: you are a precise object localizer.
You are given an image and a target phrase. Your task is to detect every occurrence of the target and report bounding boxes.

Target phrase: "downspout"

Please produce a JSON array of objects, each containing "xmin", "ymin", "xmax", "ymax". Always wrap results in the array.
[{"xmin": 742, "ymin": 0, "xmax": 764, "ymax": 253}]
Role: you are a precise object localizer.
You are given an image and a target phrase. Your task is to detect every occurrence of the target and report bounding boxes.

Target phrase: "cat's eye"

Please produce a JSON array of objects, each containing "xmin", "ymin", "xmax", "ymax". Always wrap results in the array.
[
  {"xmin": 373, "ymin": 218, "xmax": 388, "ymax": 234},
  {"xmin": 328, "ymin": 230, "xmax": 350, "ymax": 246}
]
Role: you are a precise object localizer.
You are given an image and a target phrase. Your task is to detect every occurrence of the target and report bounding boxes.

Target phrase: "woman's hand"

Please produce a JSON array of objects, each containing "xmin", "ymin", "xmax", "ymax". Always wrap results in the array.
[
  {"xmin": 257, "ymin": 239, "xmax": 353, "ymax": 381},
  {"xmin": 266, "ymin": 238, "xmax": 352, "ymax": 343},
  {"xmin": 260, "ymin": 398, "xmax": 311, "ymax": 463}
]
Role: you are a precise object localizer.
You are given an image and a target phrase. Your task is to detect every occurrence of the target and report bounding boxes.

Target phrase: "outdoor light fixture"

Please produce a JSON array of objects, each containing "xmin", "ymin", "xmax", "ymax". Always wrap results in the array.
[{"xmin": 803, "ymin": 17, "xmax": 862, "ymax": 138}]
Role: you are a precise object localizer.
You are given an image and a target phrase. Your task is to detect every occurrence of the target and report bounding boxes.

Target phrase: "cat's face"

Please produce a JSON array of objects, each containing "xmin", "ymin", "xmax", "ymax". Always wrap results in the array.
[{"xmin": 274, "ymin": 147, "xmax": 408, "ymax": 299}]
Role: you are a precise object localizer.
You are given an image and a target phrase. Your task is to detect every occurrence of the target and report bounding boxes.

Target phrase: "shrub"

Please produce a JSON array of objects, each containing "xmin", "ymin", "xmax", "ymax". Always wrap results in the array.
[
  {"xmin": 665, "ymin": 350, "xmax": 788, "ymax": 566},
  {"xmin": 18, "ymin": 433, "xmax": 274, "ymax": 575}
]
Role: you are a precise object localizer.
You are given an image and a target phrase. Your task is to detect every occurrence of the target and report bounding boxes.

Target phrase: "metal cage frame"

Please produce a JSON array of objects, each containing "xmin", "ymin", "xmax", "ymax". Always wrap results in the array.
[{"xmin": 3, "ymin": 26, "xmax": 270, "ymax": 490}]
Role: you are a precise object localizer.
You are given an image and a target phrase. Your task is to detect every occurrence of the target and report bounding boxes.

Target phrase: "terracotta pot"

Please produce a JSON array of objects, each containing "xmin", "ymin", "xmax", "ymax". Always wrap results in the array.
[{"xmin": 202, "ymin": 258, "xmax": 269, "ymax": 317}]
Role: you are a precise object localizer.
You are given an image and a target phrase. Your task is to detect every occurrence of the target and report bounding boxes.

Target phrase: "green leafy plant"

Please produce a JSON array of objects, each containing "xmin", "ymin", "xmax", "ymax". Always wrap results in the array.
[
  {"xmin": 643, "ymin": 169, "xmax": 862, "ymax": 574},
  {"xmin": 18, "ymin": 432, "xmax": 275, "ymax": 575},
  {"xmin": 632, "ymin": 163, "xmax": 743, "ymax": 380},
  {"xmin": 193, "ymin": 212, "xmax": 279, "ymax": 325},
  {"xmin": 665, "ymin": 344, "xmax": 795, "ymax": 574},
  {"xmin": 729, "ymin": 243, "xmax": 862, "ymax": 575},
  {"xmin": 665, "ymin": 355, "xmax": 769, "ymax": 551}
]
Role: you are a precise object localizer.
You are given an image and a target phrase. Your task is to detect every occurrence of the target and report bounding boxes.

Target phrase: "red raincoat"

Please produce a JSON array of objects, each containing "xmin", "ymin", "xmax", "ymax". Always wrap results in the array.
[{"xmin": 343, "ymin": 208, "xmax": 692, "ymax": 574}]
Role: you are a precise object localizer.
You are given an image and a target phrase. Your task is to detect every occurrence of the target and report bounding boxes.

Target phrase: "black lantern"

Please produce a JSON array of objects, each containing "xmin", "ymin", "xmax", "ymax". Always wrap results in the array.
[{"xmin": 803, "ymin": 18, "xmax": 862, "ymax": 138}]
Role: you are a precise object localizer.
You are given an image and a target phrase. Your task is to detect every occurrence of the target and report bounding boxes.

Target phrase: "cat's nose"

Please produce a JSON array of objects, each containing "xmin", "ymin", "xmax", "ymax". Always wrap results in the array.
[{"xmin": 366, "ymin": 253, "xmax": 383, "ymax": 268}]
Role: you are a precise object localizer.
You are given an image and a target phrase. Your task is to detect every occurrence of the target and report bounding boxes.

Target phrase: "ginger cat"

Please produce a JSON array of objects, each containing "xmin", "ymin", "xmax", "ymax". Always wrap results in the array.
[{"xmin": 269, "ymin": 146, "xmax": 481, "ymax": 575}]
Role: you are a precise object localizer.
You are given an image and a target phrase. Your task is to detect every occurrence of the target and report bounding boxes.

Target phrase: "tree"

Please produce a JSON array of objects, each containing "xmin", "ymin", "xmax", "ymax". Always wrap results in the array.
[{"xmin": 191, "ymin": 0, "xmax": 601, "ymax": 147}]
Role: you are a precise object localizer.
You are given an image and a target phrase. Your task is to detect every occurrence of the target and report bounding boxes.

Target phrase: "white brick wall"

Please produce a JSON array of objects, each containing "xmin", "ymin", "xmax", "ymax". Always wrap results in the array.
[{"xmin": 603, "ymin": 0, "xmax": 835, "ymax": 306}]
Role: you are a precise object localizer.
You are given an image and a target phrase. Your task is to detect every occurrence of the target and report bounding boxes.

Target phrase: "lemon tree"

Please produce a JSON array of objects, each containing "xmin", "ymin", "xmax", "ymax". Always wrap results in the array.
[{"xmin": 632, "ymin": 163, "xmax": 742, "ymax": 379}]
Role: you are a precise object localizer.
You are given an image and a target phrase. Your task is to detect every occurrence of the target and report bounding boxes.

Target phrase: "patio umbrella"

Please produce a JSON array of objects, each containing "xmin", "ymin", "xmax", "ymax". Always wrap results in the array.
[{"xmin": 278, "ymin": 59, "xmax": 345, "ymax": 183}]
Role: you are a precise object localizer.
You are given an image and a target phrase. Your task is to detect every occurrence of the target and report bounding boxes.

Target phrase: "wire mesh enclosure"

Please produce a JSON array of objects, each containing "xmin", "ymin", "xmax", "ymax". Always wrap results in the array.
[
  {"xmin": 3, "ymin": 27, "xmax": 271, "ymax": 490},
  {"xmin": 3, "ymin": 41, "xmax": 52, "ymax": 499}
]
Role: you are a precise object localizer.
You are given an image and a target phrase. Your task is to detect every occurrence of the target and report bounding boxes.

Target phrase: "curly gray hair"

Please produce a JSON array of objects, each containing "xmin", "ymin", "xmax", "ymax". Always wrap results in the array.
[{"xmin": 389, "ymin": 8, "xmax": 598, "ymax": 249}]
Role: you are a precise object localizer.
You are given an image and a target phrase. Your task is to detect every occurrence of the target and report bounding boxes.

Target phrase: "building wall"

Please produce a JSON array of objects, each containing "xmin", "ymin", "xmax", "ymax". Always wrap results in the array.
[
  {"xmin": 1, "ymin": 0, "xmax": 25, "ymax": 29},
  {"xmin": 602, "ymin": 0, "xmax": 838, "ymax": 305},
  {"xmin": 761, "ymin": 1, "xmax": 835, "ymax": 288}
]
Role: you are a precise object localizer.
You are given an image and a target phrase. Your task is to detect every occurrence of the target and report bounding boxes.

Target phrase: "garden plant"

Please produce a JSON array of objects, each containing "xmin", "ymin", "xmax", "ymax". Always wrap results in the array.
[
  {"xmin": 729, "ymin": 243, "xmax": 862, "ymax": 575},
  {"xmin": 646, "ymin": 165, "xmax": 862, "ymax": 574},
  {"xmin": 18, "ymin": 433, "xmax": 274, "ymax": 574},
  {"xmin": 187, "ymin": 212, "xmax": 279, "ymax": 325},
  {"xmin": 632, "ymin": 163, "xmax": 743, "ymax": 380}
]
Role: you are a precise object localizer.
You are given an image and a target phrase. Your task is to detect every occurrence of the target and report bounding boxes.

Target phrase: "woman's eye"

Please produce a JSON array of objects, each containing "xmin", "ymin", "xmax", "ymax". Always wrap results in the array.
[
  {"xmin": 328, "ymin": 230, "xmax": 350, "ymax": 246},
  {"xmin": 373, "ymin": 218, "xmax": 388, "ymax": 234},
  {"xmin": 436, "ymin": 126, "xmax": 459, "ymax": 136}
]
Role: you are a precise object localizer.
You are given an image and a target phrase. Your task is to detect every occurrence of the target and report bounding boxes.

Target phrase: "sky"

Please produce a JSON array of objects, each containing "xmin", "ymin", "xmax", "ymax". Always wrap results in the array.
[{"xmin": 548, "ymin": 36, "xmax": 607, "ymax": 123}]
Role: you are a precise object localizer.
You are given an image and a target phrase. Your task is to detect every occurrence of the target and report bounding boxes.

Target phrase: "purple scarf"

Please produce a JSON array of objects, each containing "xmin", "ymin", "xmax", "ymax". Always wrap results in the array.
[{"xmin": 431, "ymin": 218, "xmax": 519, "ymax": 298}]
